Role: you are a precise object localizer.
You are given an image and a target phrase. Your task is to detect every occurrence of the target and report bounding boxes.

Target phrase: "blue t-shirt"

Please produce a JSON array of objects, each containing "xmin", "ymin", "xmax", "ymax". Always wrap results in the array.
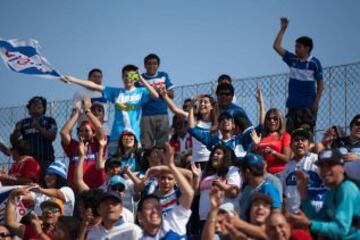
[
  {"xmin": 283, "ymin": 51, "xmax": 323, "ymax": 108},
  {"xmin": 103, "ymin": 86, "xmax": 150, "ymax": 141},
  {"xmin": 135, "ymin": 71, "xmax": 174, "ymax": 116}
]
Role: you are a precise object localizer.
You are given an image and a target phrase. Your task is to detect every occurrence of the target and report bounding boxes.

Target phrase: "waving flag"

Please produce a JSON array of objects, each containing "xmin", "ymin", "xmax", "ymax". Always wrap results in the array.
[{"xmin": 0, "ymin": 38, "xmax": 61, "ymax": 79}]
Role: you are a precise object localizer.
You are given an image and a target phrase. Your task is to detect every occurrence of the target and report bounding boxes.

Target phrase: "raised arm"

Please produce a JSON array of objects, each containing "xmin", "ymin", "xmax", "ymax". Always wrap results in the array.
[
  {"xmin": 28, "ymin": 183, "xmax": 66, "ymax": 202},
  {"xmin": 138, "ymin": 74, "xmax": 159, "ymax": 99},
  {"xmin": 5, "ymin": 188, "xmax": 27, "ymax": 238},
  {"xmin": 255, "ymin": 86, "xmax": 265, "ymax": 125},
  {"xmin": 96, "ymin": 138, "xmax": 107, "ymax": 170},
  {"xmin": 62, "ymin": 76, "xmax": 104, "ymax": 92},
  {"xmin": 160, "ymin": 88, "xmax": 188, "ymax": 118},
  {"xmin": 73, "ymin": 139, "xmax": 90, "ymax": 192},
  {"xmin": 273, "ymin": 17, "xmax": 289, "ymax": 57},
  {"xmin": 163, "ymin": 143, "xmax": 194, "ymax": 209},
  {"xmin": 82, "ymin": 97, "xmax": 106, "ymax": 141},
  {"xmin": 60, "ymin": 106, "xmax": 80, "ymax": 147}
]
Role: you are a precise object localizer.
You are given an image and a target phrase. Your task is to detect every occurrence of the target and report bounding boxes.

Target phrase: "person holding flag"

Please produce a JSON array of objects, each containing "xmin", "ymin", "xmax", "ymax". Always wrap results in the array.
[{"xmin": 62, "ymin": 64, "xmax": 159, "ymax": 154}]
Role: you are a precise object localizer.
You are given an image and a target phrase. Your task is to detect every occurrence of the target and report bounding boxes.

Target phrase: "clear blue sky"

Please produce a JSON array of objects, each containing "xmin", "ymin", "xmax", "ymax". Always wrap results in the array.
[{"xmin": 1, "ymin": 0, "xmax": 360, "ymax": 107}]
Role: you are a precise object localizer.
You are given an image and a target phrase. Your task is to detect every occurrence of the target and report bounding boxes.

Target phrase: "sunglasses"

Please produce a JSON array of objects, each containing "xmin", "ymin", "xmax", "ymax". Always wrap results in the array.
[
  {"xmin": 110, "ymin": 185, "xmax": 125, "ymax": 192},
  {"xmin": 42, "ymin": 206, "xmax": 60, "ymax": 213},
  {"xmin": 174, "ymin": 122, "xmax": 188, "ymax": 129},
  {"xmin": 0, "ymin": 232, "xmax": 11, "ymax": 238},
  {"xmin": 218, "ymin": 92, "xmax": 232, "ymax": 97}
]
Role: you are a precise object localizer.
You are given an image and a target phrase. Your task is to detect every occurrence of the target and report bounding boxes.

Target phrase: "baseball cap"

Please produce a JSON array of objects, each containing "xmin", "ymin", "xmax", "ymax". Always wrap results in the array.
[
  {"xmin": 291, "ymin": 128, "xmax": 311, "ymax": 140},
  {"xmin": 243, "ymin": 153, "xmax": 265, "ymax": 170},
  {"xmin": 108, "ymin": 175, "xmax": 127, "ymax": 191},
  {"xmin": 218, "ymin": 111, "xmax": 234, "ymax": 121},
  {"xmin": 219, "ymin": 202, "xmax": 235, "ymax": 214},
  {"xmin": 47, "ymin": 160, "xmax": 67, "ymax": 180},
  {"xmin": 40, "ymin": 198, "xmax": 64, "ymax": 214},
  {"xmin": 317, "ymin": 149, "xmax": 345, "ymax": 165},
  {"xmin": 251, "ymin": 192, "xmax": 273, "ymax": 206},
  {"xmin": 100, "ymin": 191, "xmax": 122, "ymax": 204}
]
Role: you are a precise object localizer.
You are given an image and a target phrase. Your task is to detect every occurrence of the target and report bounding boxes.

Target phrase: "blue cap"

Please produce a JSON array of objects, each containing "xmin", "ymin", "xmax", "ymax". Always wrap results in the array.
[
  {"xmin": 109, "ymin": 175, "xmax": 127, "ymax": 189},
  {"xmin": 243, "ymin": 153, "xmax": 264, "ymax": 170},
  {"xmin": 47, "ymin": 161, "xmax": 67, "ymax": 179},
  {"xmin": 100, "ymin": 191, "xmax": 122, "ymax": 203},
  {"xmin": 218, "ymin": 111, "xmax": 234, "ymax": 121}
]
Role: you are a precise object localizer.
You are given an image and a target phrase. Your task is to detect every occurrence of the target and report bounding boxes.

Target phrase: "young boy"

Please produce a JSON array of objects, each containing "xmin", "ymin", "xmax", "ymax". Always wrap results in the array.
[
  {"xmin": 62, "ymin": 64, "xmax": 159, "ymax": 154},
  {"xmin": 273, "ymin": 17, "xmax": 324, "ymax": 132}
]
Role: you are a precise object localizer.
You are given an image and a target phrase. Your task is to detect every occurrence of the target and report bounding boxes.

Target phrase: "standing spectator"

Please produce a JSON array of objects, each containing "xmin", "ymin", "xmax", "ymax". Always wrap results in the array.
[
  {"xmin": 73, "ymin": 68, "xmax": 108, "ymax": 125},
  {"xmin": 0, "ymin": 140, "xmax": 40, "ymax": 185},
  {"xmin": 281, "ymin": 128, "xmax": 327, "ymax": 214},
  {"xmin": 273, "ymin": 17, "xmax": 324, "ymax": 133},
  {"xmin": 161, "ymin": 92, "xmax": 218, "ymax": 168},
  {"xmin": 188, "ymin": 111, "xmax": 253, "ymax": 162},
  {"xmin": 136, "ymin": 143, "xmax": 194, "ymax": 239},
  {"xmin": 216, "ymin": 83, "xmax": 252, "ymax": 126},
  {"xmin": 169, "ymin": 115, "xmax": 192, "ymax": 163},
  {"xmin": 62, "ymin": 64, "xmax": 159, "ymax": 154},
  {"xmin": 60, "ymin": 104, "xmax": 107, "ymax": 190},
  {"xmin": 288, "ymin": 149, "xmax": 360, "ymax": 239},
  {"xmin": 10, "ymin": 96, "xmax": 57, "ymax": 184},
  {"xmin": 135, "ymin": 53, "xmax": 174, "ymax": 149},
  {"xmin": 6, "ymin": 188, "xmax": 63, "ymax": 240},
  {"xmin": 196, "ymin": 145, "xmax": 241, "ymax": 229},
  {"xmin": 256, "ymin": 108, "xmax": 291, "ymax": 176},
  {"xmin": 239, "ymin": 153, "xmax": 281, "ymax": 220},
  {"xmin": 86, "ymin": 191, "xmax": 142, "ymax": 239},
  {"xmin": 266, "ymin": 213, "xmax": 312, "ymax": 240},
  {"xmin": 212, "ymin": 74, "xmax": 238, "ymax": 104}
]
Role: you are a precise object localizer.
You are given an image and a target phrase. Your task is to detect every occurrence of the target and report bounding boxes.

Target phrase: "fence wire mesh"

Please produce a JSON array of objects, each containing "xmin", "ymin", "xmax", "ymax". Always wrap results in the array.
[{"xmin": 1, "ymin": 62, "xmax": 360, "ymax": 169}]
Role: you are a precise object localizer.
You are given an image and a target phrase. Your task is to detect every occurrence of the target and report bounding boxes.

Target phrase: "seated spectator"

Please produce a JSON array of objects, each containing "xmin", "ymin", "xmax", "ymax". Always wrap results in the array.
[
  {"xmin": 161, "ymin": 91, "xmax": 218, "ymax": 168},
  {"xmin": 52, "ymin": 216, "xmax": 80, "ymax": 240},
  {"xmin": 26, "ymin": 161, "xmax": 75, "ymax": 216},
  {"xmin": 6, "ymin": 188, "xmax": 63, "ymax": 240},
  {"xmin": 0, "ymin": 224, "xmax": 12, "ymax": 240},
  {"xmin": 60, "ymin": 103, "xmax": 107, "ymax": 190},
  {"xmin": 0, "ymin": 140, "xmax": 40, "ymax": 185},
  {"xmin": 266, "ymin": 212, "xmax": 312, "ymax": 240},
  {"xmin": 256, "ymin": 108, "xmax": 291, "ymax": 176},
  {"xmin": 10, "ymin": 96, "xmax": 57, "ymax": 184},
  {"xmin": 86, "ymin": 191, "xmax": 142, "ymax": 239},
  {"xmin": 281, "ymin": 129, "xmax": 327, "ymax": 214},
  {"xmin": 188, "ymin": 111, "xmax": 253, "ymax": 162},
  {"xmin": 62, "ymin": 64, "xmax": 159, "ymax": 155},
  {"xmin": 169, "ymin": 115, "xmax": 192, "ymax": 164},
  {"xmin": 315, "ymin": 125, "xmax": 345, "ymax": 153},
  {"xmin": 195, "ymin": 145, "xmax": 241, "ymax": 229},
  {"xmin": 273, "ymin": 17, "xmax": 324, "ymax": 133},
  {"xmin": 239, "ymin": 153, "xmax": 281, "ymax": 220},
  {"xmin": 216, "ymin": 83, "xmax": 252, "ymax": 126},
  {"xmin": 136, "ymin": 143, "xmax": 194, "ymax": 239},
  {"xmin": 182, "ymin": 98, "xmax": 193, "ymax": 113},
  {"xmin": 288, "ymin": 149, "xmax": 360, "ymax": 239}
]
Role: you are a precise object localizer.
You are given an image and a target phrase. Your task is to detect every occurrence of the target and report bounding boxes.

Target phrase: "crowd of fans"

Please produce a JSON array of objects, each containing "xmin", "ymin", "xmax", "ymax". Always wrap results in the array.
[{"xmin": 0, "ymin": 17, "xmax": 359, "ymax": 240}]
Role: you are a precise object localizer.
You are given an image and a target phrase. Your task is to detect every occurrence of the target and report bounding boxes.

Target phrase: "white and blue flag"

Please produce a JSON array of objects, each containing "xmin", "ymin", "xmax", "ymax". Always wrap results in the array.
[{"xmin": 0, "ymin": 38, "xmax": 61, "ymax": 79}]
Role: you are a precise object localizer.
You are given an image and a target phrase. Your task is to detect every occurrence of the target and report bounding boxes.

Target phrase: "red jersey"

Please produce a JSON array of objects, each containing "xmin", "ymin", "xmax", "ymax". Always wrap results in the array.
[
  {"xmin": 258, "ymin": 132, "xmax": 291, "ymax": 174},
  {"xmin": 23, "ymin": 224, "xmax": 53, "ymax": 240},
  {"xmin": 8, "ymin": 156, "xmax": 40, "ymax": 183},
  {"xmin": 62, "ymin": 139, "xmax": 106, "ymax": 189}
]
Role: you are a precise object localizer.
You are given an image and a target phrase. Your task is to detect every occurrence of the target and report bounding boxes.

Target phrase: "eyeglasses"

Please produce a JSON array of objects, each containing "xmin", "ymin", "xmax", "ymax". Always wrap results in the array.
[
  {"xmin": 267, "ymin": 116, "xmax": 279, "ymax": 122},
  {"xmin": 0, "ymin": 232, "xmax": 11, "ymax": 238},
  {"xmin": 42, "ymin": 206, "xmax": 60, "ymax": 214},
  {"xmin": 218, "ymin": 92, "xmax": 232, "ymax": 97}
]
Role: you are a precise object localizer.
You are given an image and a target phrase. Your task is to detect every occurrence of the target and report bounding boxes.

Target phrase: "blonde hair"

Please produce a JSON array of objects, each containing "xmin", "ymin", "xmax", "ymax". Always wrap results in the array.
[{"xmin": 264, "ymin": 108, "xmax": 286, "ymax": 136}]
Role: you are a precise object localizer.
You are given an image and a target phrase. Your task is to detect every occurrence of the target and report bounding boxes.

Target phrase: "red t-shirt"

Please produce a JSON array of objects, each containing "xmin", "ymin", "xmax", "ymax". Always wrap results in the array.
[
  {"xmin": 62, "ymin": 139, "xmax": 106, "ymax": 189},
  {"xmin": 258, "ymin": 132, "xmax": 291, "ymax": 174},
  {"xmin": 8, "ymin": 156, "xmax": 41, "ymax": 183},
  {"xmin": 23, "ymin": 224, "xmax": 53, "ymax": 240}
]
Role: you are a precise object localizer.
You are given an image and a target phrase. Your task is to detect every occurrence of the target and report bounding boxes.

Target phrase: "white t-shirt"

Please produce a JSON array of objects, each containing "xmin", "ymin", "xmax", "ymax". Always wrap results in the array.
[
  {"xmin": 140, "ymin": 204, "xmax": 191, "ymax": 240},
  {"xmin": 281, "ymin": 153, "xmax": 327, "ymax": 213},
  {"xmin": 31, "ymin": 186, "xmax": 75, "ymax": 216},
  {"xmin": 199, "ymin": 166, "xmax": 241, "ymax": 220},
  {"xmin": 192, "ymin": 121, "xmax": 212, "ymax": 163},
  {"xmin": 86, "ymin": 221, "xmax": 142, "ymax": 240}
]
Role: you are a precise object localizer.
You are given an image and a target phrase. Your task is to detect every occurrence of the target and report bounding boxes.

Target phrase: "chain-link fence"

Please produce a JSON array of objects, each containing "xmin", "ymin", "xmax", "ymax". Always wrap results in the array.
[{"xmin": 1, "ymin": 62, "xmax": 360, "ymax": 169}]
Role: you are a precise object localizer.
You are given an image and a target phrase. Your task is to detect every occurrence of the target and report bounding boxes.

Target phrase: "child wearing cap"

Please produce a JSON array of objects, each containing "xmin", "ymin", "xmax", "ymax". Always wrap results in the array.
[{"xmin": 281, "ymin": 128, "xmax": 327, "ymax": 214}]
